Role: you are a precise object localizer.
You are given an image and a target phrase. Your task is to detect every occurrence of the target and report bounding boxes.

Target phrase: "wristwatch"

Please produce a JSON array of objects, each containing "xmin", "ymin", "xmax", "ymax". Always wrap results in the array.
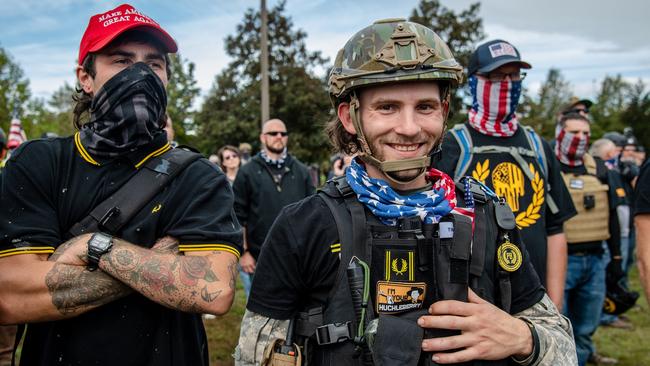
[{"xmin": 87, "ymin": 232, "xmax": 114, "ymax": 271}]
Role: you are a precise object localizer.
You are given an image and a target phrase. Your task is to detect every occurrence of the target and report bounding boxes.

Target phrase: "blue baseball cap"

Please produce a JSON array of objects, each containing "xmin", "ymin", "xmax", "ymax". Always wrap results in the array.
[{"xmin": 468, "ymin": 39, "xmax": 531, "ymax": 76}]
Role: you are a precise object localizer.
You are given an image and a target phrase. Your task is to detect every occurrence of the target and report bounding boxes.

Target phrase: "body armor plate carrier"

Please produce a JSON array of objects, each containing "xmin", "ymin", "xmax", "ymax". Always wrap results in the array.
[{"xmin": 293, "ymin": 176, "xmax": 520, "ymax": 366}]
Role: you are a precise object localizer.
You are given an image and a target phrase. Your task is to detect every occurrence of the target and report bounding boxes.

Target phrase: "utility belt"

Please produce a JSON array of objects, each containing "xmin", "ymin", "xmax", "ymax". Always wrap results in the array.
[{"xmin": 264, "ymin": 177, "xmax": 518, "ymax": 366}]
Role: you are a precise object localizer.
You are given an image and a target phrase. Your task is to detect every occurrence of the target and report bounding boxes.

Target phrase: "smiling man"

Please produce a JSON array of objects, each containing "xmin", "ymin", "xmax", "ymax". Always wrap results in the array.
[
  {"xmin": 0, "ymin": 4, "xmax": 241, "ymax": 366},
  {"xmin": 235, "ymin": 20, "xmax": 575, "ymax": 366}
]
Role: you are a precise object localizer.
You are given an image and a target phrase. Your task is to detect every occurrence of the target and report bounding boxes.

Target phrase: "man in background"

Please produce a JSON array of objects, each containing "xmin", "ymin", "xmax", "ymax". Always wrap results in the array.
[{"xmin": 233, "ymin": 119, "xmax": 314, "ymax": 296}]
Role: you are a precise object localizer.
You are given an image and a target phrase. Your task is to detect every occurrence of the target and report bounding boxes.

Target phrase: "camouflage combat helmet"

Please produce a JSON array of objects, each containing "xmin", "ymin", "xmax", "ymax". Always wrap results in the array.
[{"xmin": 328, "ymin": 19, "xmax": 464, "ymax": 184}]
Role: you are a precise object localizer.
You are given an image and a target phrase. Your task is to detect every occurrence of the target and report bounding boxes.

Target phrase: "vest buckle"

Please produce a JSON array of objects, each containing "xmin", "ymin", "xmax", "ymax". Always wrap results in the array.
[{"xmin": 315, "ymin": 322, "xmax": 353, "ymax": 345}]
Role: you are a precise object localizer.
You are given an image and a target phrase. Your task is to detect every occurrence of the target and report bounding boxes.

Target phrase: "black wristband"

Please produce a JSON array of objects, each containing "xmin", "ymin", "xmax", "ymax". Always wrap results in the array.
[{"xmin": 512, "ymin": 318, "xmax": 540, "ymax": 365}]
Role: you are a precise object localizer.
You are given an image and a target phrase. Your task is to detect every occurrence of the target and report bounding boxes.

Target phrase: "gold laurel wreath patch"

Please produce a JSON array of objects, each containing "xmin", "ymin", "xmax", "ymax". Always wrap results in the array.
[
  {"xmin": 391, "ymin": 258, "xmax": 407, "ymax": 276},
  {"xmin": 472, "ymin": 159, "xmax": 490, "ymax": 184},
  {"xmin": 514, "ymin": 163, "xmax": 544, "ymax": 229}
]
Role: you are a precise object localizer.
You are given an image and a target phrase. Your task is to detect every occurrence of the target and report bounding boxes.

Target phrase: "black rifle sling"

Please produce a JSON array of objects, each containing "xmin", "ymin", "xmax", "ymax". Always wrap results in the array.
[{"xmin": 67, "ymin": 148, "xmax": 202, "ymax": 238}]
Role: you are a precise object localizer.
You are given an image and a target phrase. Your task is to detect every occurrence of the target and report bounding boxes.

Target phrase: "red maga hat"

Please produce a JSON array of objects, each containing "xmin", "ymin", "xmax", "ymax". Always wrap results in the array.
[{"xmin": 78, "ymin": 3, "xmax": 177, "ymax": 65}]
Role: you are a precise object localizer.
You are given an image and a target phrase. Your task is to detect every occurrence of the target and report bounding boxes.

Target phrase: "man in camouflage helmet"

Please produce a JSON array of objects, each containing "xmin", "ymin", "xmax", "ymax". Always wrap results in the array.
[{"xmin": 235, "ymin": 20, "xmax": 575, "ymax": 366}]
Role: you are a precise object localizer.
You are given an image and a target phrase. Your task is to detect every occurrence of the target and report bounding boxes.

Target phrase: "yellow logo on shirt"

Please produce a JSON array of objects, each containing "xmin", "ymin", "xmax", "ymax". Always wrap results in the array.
[
  {"xmin": 151, "ymin": 204, "xmax": 162, "ymax": 213},
  {"xmin": 472, "ymin": 160, "xmax": 544, "ymax": 229}
]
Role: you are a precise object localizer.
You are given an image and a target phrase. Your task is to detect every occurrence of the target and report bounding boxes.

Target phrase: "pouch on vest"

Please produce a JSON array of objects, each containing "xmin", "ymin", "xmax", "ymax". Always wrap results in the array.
[
  {"xmin": 262, "ymin": 338, "xmax": 302, "ymax": 366},
  {"xmin": 368, "ymin": 310, "xmax": 424, "ymax": 366}
]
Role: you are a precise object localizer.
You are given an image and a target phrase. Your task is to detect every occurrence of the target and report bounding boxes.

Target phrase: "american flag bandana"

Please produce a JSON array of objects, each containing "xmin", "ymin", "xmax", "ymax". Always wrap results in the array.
[
  {"xmin": 345, "ymin": 159, "xmax": 457, "ymax": 226},
  {"xmin": 467, "ymin": 75, "xmax": 522, "ymax": 137},
  {"xmin": 555, "ymin": 129, "xmax": 589, "ymax": 167}
]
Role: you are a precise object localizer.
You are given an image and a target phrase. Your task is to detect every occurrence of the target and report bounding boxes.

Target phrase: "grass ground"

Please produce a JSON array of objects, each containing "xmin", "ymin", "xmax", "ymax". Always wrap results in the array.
[{"xmin": 205, "ymin": 269, "xmax": 650, "ymax": 366}]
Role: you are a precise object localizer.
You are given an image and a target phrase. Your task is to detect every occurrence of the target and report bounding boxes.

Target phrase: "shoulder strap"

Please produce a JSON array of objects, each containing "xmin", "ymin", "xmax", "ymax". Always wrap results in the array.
[
  {"xmin": 583, "ymin": 153, "xmax": 597, "ymax": 176},
  {"xmin": 67, "ymin": 148, "xmax": 202, "ymax": 237},
  {"xmin": 522, "ymin": 126, "xmax": 548, "ymax": 178},
  {"xmin": 448, "ymin": 124, "xmax": 474, "ymax": 178}
]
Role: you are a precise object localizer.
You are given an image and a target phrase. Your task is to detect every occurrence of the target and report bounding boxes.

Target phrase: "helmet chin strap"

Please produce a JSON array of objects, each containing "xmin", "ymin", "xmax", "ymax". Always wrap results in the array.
[
  {"xmin": 348, "ymin": 91, "xmax": 451, "ymax": 186},
  {"xmin": 349, "ymin": 92, "xmax": 434, "ymax": 185}
]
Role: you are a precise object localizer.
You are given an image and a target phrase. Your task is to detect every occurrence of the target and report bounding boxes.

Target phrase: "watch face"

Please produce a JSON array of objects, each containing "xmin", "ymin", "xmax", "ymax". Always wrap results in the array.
[{"xmin": 92, "ymin": 234, "xmax": 112, "ymax": 250}]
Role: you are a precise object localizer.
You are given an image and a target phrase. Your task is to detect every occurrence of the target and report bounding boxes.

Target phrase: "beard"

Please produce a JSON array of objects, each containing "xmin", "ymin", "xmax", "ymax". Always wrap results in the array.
[
  {"xmin": 266, "ymin": 143, "xmax": 286, "ymax": 155},
  {"xmin": 386, "ymin": 167, "xmax": 426, "ymax": 182}
]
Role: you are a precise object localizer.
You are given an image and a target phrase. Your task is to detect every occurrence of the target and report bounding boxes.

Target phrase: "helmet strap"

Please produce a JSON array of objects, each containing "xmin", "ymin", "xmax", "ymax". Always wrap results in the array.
[{"xmin": 348, "ymin": 87, "xmax": 452, "ymax": 186}]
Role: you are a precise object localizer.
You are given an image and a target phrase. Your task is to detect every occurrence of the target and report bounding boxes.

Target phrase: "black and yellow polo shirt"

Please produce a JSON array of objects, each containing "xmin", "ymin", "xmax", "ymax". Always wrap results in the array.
[
  {"xmin": 0, "ymin": 132, "xmax": 242, "ymax": 366},
  {"xmin": 1, "ymin": 132, "xmax": 242, "ymax": 258}
]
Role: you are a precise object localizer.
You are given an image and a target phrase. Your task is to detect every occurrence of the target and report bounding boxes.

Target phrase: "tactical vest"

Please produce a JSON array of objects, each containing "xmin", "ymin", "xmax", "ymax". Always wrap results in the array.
[
  {"xmin": 294, "ymin": 177, "xmax": 520, "ymax": 366},
  {"xmin": 561, "ymin": 154, "xmax": 610, "ymax": 243}
]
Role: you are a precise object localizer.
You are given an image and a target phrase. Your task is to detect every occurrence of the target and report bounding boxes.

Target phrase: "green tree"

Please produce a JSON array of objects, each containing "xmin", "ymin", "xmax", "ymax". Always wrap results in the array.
[
  {"xmin": 166, "ymin": 54, "xmax": 200, "ymax": 145},
  {"xmin": 0, "ymin": 46, "xmax": 31, "ymax": 133},
  {"xmin": 409, "ymin": 0, "xmax": 485, "ymax": 124},
  {"xmin": 622, "ymin": 79, "xmax": 650, "ymax": 149},
  {"xmin": 590, "ymin": 75, "xmax": 630, "ymax": 137},
  {"xmin": 519, "ymin": 68, "xmax": 572, "ymax": 139},
  {"xmin": 195, "ymin": 0, "xmax": 330, "ymax": 162}
]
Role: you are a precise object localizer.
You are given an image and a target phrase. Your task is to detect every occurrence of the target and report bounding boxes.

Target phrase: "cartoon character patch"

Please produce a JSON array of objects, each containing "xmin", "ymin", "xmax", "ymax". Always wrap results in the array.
[{"xmin": 376, "ymin": 281, "xmax": 426, "ymax": 314}]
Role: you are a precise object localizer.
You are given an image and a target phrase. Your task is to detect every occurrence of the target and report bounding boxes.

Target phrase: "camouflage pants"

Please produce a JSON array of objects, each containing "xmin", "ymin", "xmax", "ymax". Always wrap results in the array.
[{"xmin": 0, "ymin": 325, "xmax": 17, "ymax": 366}]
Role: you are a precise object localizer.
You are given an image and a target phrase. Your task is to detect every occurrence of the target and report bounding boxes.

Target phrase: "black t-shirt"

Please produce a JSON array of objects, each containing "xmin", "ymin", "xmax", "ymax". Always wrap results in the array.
[
  {"xmin": 438, "ymin": 124, "xmax": 577, "ymax": 283},
  {"xmin": 635, "ymin": 160, "xmax": 650, "ymax": 215},
  {"xmin": 247, "ymin": 192, "xmax": 544, "ymax": 320},
  {"xmin": 0, "ymin": 135, "xmax": 243, "ymax": 366}
]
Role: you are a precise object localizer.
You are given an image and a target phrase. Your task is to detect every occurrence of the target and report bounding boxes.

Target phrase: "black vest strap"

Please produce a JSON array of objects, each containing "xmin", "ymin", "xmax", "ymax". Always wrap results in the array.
[{"xmin": 67, "ymin": 148, "xmax": 201, "ymax": 238}]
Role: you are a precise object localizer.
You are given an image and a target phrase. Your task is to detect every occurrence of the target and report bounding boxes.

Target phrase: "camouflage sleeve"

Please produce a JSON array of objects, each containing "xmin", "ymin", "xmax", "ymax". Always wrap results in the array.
[
  {"xmin": 512, "ymin": 294, "xmax": 578, "ymax": 366},
  {"xmin": 233, "ymin": 309, "xmax": 290, "ymax": 366}
]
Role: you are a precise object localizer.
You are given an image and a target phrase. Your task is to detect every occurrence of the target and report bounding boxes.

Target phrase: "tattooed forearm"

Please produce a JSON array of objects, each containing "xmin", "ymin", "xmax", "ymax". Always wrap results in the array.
[
  {"xmin": 100, "ymin": 239, "xmax": 237, "ymax": 314},
  {"xmin": 45, "ymin": 262, "xmax": 132, "ymax": 316}
]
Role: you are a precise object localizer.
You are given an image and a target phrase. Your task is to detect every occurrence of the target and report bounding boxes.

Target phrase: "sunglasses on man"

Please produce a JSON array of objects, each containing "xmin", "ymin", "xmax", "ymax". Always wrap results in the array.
[{"xmin": 264, "ymin": 131, "xmax": 289, "ymax": 137}]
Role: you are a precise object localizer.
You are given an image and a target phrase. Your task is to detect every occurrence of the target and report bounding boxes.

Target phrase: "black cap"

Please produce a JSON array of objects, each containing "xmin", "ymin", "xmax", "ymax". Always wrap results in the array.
[
  {"xmin": 468, "ymin": 39, "xmax": 532, "ymax": 76},
  {"xmin": 603, "ymin": 132, "xmax": 626, "ymax": 147}
]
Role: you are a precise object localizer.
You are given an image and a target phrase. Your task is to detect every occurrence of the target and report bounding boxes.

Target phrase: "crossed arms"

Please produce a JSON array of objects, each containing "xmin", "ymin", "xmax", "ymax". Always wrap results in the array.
[{"xmin": 0, "ymin": 234, "xmax": 238, "ymax": 324}]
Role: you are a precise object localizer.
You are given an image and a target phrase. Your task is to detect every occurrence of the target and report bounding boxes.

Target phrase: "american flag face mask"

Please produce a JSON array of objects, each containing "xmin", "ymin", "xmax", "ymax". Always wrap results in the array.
[
  {"xmin": 467, "ymin": 75, "xmax": 522, "ymax": 137},
  {"xmin": 555, "ymin": 129, "xmax": 589, "ymax": 167}
]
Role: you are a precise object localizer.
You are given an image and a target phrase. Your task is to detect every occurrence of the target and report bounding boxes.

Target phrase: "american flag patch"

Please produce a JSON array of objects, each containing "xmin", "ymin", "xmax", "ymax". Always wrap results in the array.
[{"xmin": 489, "ymin": 42, "xmax": 517, "ymax": 58}]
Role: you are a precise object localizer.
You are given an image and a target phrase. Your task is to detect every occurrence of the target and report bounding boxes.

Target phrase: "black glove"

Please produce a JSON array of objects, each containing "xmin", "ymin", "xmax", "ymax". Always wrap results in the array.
[{"xmin": 606, "ymin": 258, "xmax": 625, "ymax": 286}]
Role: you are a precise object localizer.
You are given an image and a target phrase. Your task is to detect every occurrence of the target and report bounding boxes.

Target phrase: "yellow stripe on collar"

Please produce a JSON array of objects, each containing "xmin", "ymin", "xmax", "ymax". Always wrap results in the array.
[
  {"xmin": 135, "ymin": 143, "xmax": 171, "ymax": 169},
  {"xmin": 0, "ymin": 246, "xmax": 55, "ymax": 258},
  {"xmin": 74, "ymin": 132, "xmax": 100, "ymax": 166}
]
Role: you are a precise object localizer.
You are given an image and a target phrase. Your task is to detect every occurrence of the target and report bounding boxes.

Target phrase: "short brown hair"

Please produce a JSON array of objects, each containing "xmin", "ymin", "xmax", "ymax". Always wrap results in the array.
[
  {"xmin": 72, "ymin": 30, "xmax": 172, "ymax": 130},
  {"xmin": 325, "ymin": 82, "xmax": 449, "ymax": 155},
  {"xmin": 217, "ymin": 145, "xmax": 241, "ymax": 170}
]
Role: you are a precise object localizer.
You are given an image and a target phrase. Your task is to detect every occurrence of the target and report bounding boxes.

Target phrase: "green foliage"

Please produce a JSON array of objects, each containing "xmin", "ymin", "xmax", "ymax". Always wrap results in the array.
[
  {"xmin": 0, "ymin": 46, "xmax": 31, "ymax": 133},
  {"xmin": 409, "ymin": 0, "xmax": 485, "ymax": 124},
  {"xmin": 519, "ymin": 68, "xmax": 572, "ymax": 139},
  {"xmin": 194, "ymin": 0, "xmax": 331, "ymax": 162},
  {"xmin": 621, "ymin": 80, "xmax": 650, "ymax": 149},
  {"xmin": 166, "ymin": 54, "xmax": 201, "ymax": 145},
  {"xmin": 590, "ymin": 75, "xmax": 631, "ymax": 138}
]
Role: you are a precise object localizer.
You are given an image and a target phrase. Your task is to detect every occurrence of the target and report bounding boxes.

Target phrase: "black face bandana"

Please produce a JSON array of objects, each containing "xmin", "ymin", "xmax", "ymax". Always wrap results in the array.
[{"xmin": 79, "ymin": 62, "xmax": 167, "ymax": 158}]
